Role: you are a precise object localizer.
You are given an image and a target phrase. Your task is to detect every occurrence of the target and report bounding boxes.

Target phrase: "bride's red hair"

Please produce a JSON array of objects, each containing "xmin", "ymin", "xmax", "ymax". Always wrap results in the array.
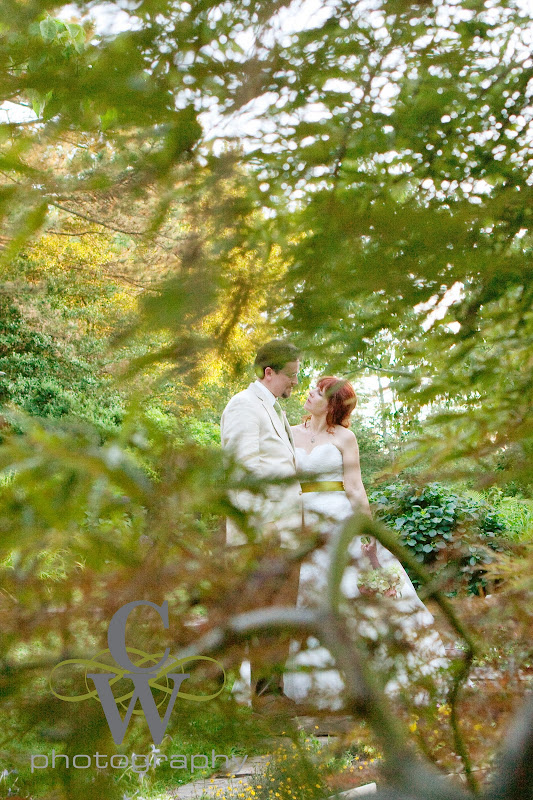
[{"xmin": 305, "ymin": 376, "xmax": 357, "ymax": 431}]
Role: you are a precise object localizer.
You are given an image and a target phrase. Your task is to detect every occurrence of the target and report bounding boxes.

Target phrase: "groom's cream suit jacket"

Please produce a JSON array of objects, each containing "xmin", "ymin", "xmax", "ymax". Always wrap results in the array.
[{"xmin": 221, "ymin": 381, "xmax": 303, "ymax": 546}]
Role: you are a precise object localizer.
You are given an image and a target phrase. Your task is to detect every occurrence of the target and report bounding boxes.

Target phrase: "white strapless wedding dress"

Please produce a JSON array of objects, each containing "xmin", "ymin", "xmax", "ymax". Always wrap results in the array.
[{"xmin": 283, "ymin": 444, "xmax": 447, "ymax": 709}]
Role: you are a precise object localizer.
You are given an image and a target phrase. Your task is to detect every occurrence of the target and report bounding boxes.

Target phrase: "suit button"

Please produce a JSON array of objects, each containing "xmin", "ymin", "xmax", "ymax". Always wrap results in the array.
[{"xmin": 299, "ymin": 490, "xmax": 303, "ymax": 495}]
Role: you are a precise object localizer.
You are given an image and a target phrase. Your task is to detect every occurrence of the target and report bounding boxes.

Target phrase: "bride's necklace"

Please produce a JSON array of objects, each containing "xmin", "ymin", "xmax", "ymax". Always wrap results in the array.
[{"xmin": 308, "ymin": 425, "xmax": 324, "ymax": 444}]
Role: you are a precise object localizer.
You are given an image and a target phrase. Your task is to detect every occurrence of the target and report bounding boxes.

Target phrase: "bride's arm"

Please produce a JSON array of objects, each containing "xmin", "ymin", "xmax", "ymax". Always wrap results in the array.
[
  {"xmin": 340, "ymin": 430, "xmax": 370, "ymax": 515},
  {"xmin": 340, "ymin": 431, "xmax": 381, "ymax": 568}
]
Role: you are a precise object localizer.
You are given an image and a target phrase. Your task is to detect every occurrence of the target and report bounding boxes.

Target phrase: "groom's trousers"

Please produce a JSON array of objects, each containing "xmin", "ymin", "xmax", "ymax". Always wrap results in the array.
[{"xmin": 225, "ymin": 519, "xmax": 303, "ymax": 699}]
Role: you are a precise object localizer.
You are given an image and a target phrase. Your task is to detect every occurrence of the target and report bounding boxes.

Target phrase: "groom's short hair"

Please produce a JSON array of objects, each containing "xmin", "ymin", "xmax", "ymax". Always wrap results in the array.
[{"xmin": 254, "ymin": 340, "xmax": 300, "ymax": 377}]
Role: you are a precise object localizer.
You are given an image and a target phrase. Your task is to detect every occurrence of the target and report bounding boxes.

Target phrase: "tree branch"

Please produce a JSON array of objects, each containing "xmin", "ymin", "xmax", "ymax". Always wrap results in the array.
[
  {"xmin": 49, "ymin": 202, "xmax": 145, "ymax": 237},
  {"xmin": 170, "ymin": 599, "xmax": 470, "ymax": 800},
  {"xmin": 58, "ymin": 260, "xmax": 150, "ymax": 290},
  {"xmin": 46, "ymin": 229, "xmax": 104, "ymax": 237}
]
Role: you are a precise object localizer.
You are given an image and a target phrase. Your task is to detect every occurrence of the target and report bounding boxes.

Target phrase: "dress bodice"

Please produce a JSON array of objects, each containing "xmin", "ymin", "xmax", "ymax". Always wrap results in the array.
[{"xmin": 296, "ymin": 443, "xmax": 344, "ymax": 482}]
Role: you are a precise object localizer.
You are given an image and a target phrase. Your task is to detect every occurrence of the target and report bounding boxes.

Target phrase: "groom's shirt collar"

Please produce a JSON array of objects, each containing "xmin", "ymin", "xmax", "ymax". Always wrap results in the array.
[{"xmin": 254, "ymin": 379, "xmax": 276, "ymax": 407}]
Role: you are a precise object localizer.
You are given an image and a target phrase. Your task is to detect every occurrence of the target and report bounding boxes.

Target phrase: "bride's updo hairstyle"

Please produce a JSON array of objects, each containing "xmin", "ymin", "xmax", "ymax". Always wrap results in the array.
[{"xmin": 316, "ymin": 376, "xmax": 357, "ymax": 430}]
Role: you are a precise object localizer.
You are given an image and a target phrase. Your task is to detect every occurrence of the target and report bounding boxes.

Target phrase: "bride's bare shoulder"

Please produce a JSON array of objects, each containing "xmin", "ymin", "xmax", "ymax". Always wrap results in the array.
[{"xmin": 333, "ymin": 426, "xmax": 357, "ymax": 448}]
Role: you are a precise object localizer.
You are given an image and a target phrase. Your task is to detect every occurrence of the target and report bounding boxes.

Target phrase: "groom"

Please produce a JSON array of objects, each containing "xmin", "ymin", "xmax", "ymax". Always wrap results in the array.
[{"xmin": 221, "ymin": 339, "xmax": 303, "ymax": 703}]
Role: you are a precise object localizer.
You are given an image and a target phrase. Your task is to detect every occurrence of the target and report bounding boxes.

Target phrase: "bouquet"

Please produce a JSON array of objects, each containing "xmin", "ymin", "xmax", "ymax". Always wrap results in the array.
[{"xmin": 357, "ymin": 565, "xmax": 403, "ymax": 598}]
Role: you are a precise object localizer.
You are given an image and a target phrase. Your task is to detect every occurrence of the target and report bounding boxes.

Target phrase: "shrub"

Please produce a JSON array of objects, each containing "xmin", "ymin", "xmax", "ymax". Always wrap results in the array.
[
  {"xmin": 0, "ymin": 298, "xmax": 124, "ymax": 435},
  {"xmin": 369, "ymin": 482, "xmax": 507, "ymax": 595}
]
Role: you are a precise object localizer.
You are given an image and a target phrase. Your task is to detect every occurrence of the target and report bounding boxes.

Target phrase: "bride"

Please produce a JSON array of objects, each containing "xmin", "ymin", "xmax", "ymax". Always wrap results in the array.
[{"xmin": 283, "ymin": 377, "xmax": 447, "ymax": 709}]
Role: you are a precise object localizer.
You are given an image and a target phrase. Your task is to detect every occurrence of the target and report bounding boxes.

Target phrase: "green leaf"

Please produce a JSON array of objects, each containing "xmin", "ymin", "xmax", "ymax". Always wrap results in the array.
[
  {"xmin": 65, "ymin": 21, "xmax": 85, "ymax": 53},
  {"xmin": 40, "ymin": 18, "xmax": 58, "ymax": 44}
]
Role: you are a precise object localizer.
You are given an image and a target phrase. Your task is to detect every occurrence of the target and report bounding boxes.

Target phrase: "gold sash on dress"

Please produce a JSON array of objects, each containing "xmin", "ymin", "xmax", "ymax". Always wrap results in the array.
[{"xmin": 301, "ymin": 481, "xmax": 344, "ymax": 493}]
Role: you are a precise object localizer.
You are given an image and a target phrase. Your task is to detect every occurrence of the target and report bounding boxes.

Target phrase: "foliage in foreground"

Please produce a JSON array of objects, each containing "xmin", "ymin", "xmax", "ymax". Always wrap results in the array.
[{"xmin": 1, "ymin": 0, "xmax": 533, "ymax": 798}]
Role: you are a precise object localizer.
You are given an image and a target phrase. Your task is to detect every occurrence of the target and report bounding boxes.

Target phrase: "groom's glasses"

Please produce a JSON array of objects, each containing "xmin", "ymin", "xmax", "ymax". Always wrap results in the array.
[{"xmin": 280, "ymin": 368, "xmax": 299, "ymax": 379}]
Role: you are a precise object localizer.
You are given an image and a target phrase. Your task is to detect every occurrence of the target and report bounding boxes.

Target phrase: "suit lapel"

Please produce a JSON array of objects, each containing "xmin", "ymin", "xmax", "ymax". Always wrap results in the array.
[
  {"xmin": 264, "ymin": 395, "xmax": 289, "ymax": 444},
  {"xmin": 282, "ymin": 410, "xmax": 295, "ymax": 449},
  {"xmin": 248, "ymin": 383, "xmax": 295, "ymax": 456}
]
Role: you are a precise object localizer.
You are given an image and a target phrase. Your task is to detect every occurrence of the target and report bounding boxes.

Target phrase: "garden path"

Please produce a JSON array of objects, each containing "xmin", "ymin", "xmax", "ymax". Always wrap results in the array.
[{"xmin": 165, "ymin": 727, "xmax": 377, "ymax": 800}]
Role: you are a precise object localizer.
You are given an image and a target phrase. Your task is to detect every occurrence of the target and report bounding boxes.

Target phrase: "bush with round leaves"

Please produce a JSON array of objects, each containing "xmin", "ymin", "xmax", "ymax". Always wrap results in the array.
[{"xmin": 369, "ymin": 482, "xmax": 507, "ymax": 595}]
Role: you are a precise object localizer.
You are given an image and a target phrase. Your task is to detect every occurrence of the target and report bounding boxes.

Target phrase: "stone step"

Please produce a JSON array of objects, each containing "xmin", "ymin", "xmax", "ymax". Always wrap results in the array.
[
  {"xmin": 329, "ymin": 784, "xmax": 377, "ymax": 798},
  {"xmin": 169, "ymin": 756, "xmax": 267, "ymax": 799}
]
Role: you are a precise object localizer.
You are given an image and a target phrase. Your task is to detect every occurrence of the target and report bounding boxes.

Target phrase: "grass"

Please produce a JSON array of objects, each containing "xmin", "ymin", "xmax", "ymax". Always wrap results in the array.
[
  {"xmin": 0, "ymin": 684, "xmax": 275, "ymax": 799},
  {"xmin": 497, "ymin": 497, "xmax": 533, "ymax": 540},
  {"xmin": 461, "ymin": 489, "xmax": 533, "ymax": 540}
]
